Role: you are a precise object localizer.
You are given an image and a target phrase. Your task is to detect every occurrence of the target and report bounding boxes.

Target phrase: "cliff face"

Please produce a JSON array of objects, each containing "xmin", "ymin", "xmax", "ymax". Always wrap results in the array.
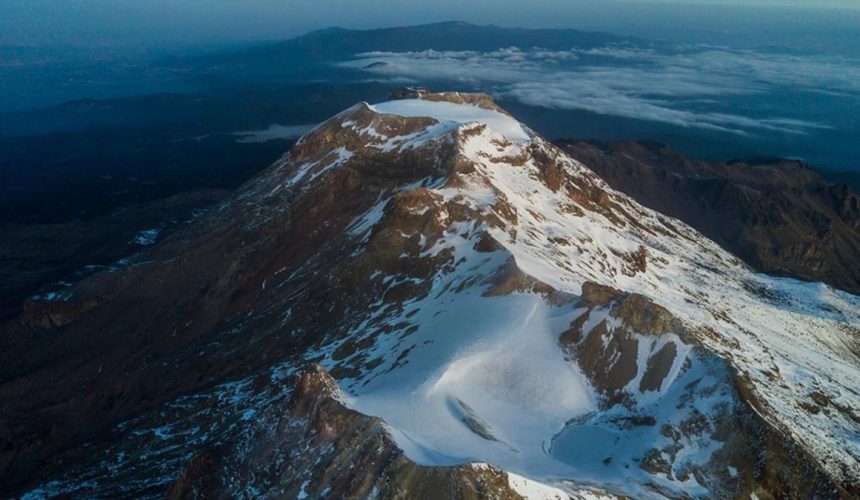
[{"xmin": 558, "ymin": 139, "xmax": 860, "ymax": 295}]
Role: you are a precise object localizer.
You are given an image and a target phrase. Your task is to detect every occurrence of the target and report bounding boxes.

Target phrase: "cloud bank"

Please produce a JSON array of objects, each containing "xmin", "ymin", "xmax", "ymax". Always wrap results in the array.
[{"xmin": 343, "ymin": 45, "xmax": 860, "ymax": 135}]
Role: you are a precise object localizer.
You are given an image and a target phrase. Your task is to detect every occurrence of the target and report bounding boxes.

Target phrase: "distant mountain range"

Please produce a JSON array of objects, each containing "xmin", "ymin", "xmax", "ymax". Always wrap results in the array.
[{"xmin": 182, "ymin": 21, "xmax": 632, "ymax": 69}]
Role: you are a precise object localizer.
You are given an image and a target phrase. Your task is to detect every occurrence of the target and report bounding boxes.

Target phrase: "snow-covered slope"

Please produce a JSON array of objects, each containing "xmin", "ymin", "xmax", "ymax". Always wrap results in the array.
[
  {"xmin": 369, "ymin": 99, "xmax": 531, "ymax": 141},
  {"xmin": 285, "ymin": 96, "xmax": 860, "ymax": 496}
]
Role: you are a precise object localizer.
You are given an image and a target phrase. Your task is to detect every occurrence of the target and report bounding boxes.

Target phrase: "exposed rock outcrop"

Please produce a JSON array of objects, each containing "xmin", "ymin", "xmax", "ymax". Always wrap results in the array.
[{"xmin": 558, "ymin": 282, "xmax": 848, "ymax": 498}]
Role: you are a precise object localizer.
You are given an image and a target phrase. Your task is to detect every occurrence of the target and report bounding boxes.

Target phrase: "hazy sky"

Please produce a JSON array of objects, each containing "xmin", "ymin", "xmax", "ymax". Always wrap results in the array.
[{"xmin": 2, "ymin": 0, "xmax": 858, "ymax": 48}]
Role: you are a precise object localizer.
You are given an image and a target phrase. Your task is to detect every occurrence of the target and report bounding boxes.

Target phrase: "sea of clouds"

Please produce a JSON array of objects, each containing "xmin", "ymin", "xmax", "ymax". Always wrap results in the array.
[{"xmin": 342, "ymin": 44, "xmax": 860, "ymax": 137}]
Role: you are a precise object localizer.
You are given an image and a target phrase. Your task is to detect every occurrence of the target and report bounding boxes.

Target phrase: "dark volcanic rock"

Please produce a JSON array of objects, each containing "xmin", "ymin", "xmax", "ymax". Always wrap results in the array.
[{"xmin": 0, "ymin": 189, "xmax": 228, "ymax": 322}]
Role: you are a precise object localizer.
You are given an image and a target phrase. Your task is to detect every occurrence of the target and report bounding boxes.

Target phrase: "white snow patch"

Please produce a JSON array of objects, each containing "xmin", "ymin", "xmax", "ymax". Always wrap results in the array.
[
  {"xmin": 508, "ymin": 471, "xmax": 571, "ymax": 499},
  {"xmin": 345, "ymin": 292, "xmax": 596, "ymax": 475},
  {"xmin": 369, "ymin": 99, "xmax": 530, "ymax": 141}
]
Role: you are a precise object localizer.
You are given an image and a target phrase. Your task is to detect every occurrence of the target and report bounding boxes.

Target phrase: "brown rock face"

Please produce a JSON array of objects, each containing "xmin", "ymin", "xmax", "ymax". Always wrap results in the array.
[
  {"xmin": 574, "ymin": 318, "xmax": 641, "ymax": 395},
  {"xmin": 579, "ymin": 281, "xmax": 618, "ymax": 307},
  {"xmin": 564, "ymin": 282, "xmax": 684, "ymax": 398},
  {"xmin": 639, "ymin": 341, "xmax": 677, "ymax": 392},
  {"xmin": 612, "ymin": 293, "xmax": 679, "ymax": 336},
  {"xmin": 558, "ymin": 139, "xmax": 860, "ymax": 294},
  {"xmin": 166, "ymin": 365, "xmax": 524, "ymax": 500}
]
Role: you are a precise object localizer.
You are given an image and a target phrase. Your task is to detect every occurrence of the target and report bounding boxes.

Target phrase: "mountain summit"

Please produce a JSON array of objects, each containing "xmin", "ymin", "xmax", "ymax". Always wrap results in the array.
[{"xmin": 3, "ymin": 91, "xmax": 859, "ymax": 498}]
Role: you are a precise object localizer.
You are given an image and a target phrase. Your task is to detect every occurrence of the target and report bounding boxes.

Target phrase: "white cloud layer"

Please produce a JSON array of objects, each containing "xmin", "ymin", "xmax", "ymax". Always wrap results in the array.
[{"xmin": 343, "ymin": 45, "xmax": 860, "ymax": 135}]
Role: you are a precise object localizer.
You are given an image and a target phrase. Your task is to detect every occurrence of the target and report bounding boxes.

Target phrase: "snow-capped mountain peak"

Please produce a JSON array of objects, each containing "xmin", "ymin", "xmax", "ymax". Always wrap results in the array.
[
  {"xmin": 272, "ymin": 91, "xmax": 860, "ymax": 496},
  {"xmin": 13, "ymin": 91, "xmax": 859, "ymax": 499}
]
